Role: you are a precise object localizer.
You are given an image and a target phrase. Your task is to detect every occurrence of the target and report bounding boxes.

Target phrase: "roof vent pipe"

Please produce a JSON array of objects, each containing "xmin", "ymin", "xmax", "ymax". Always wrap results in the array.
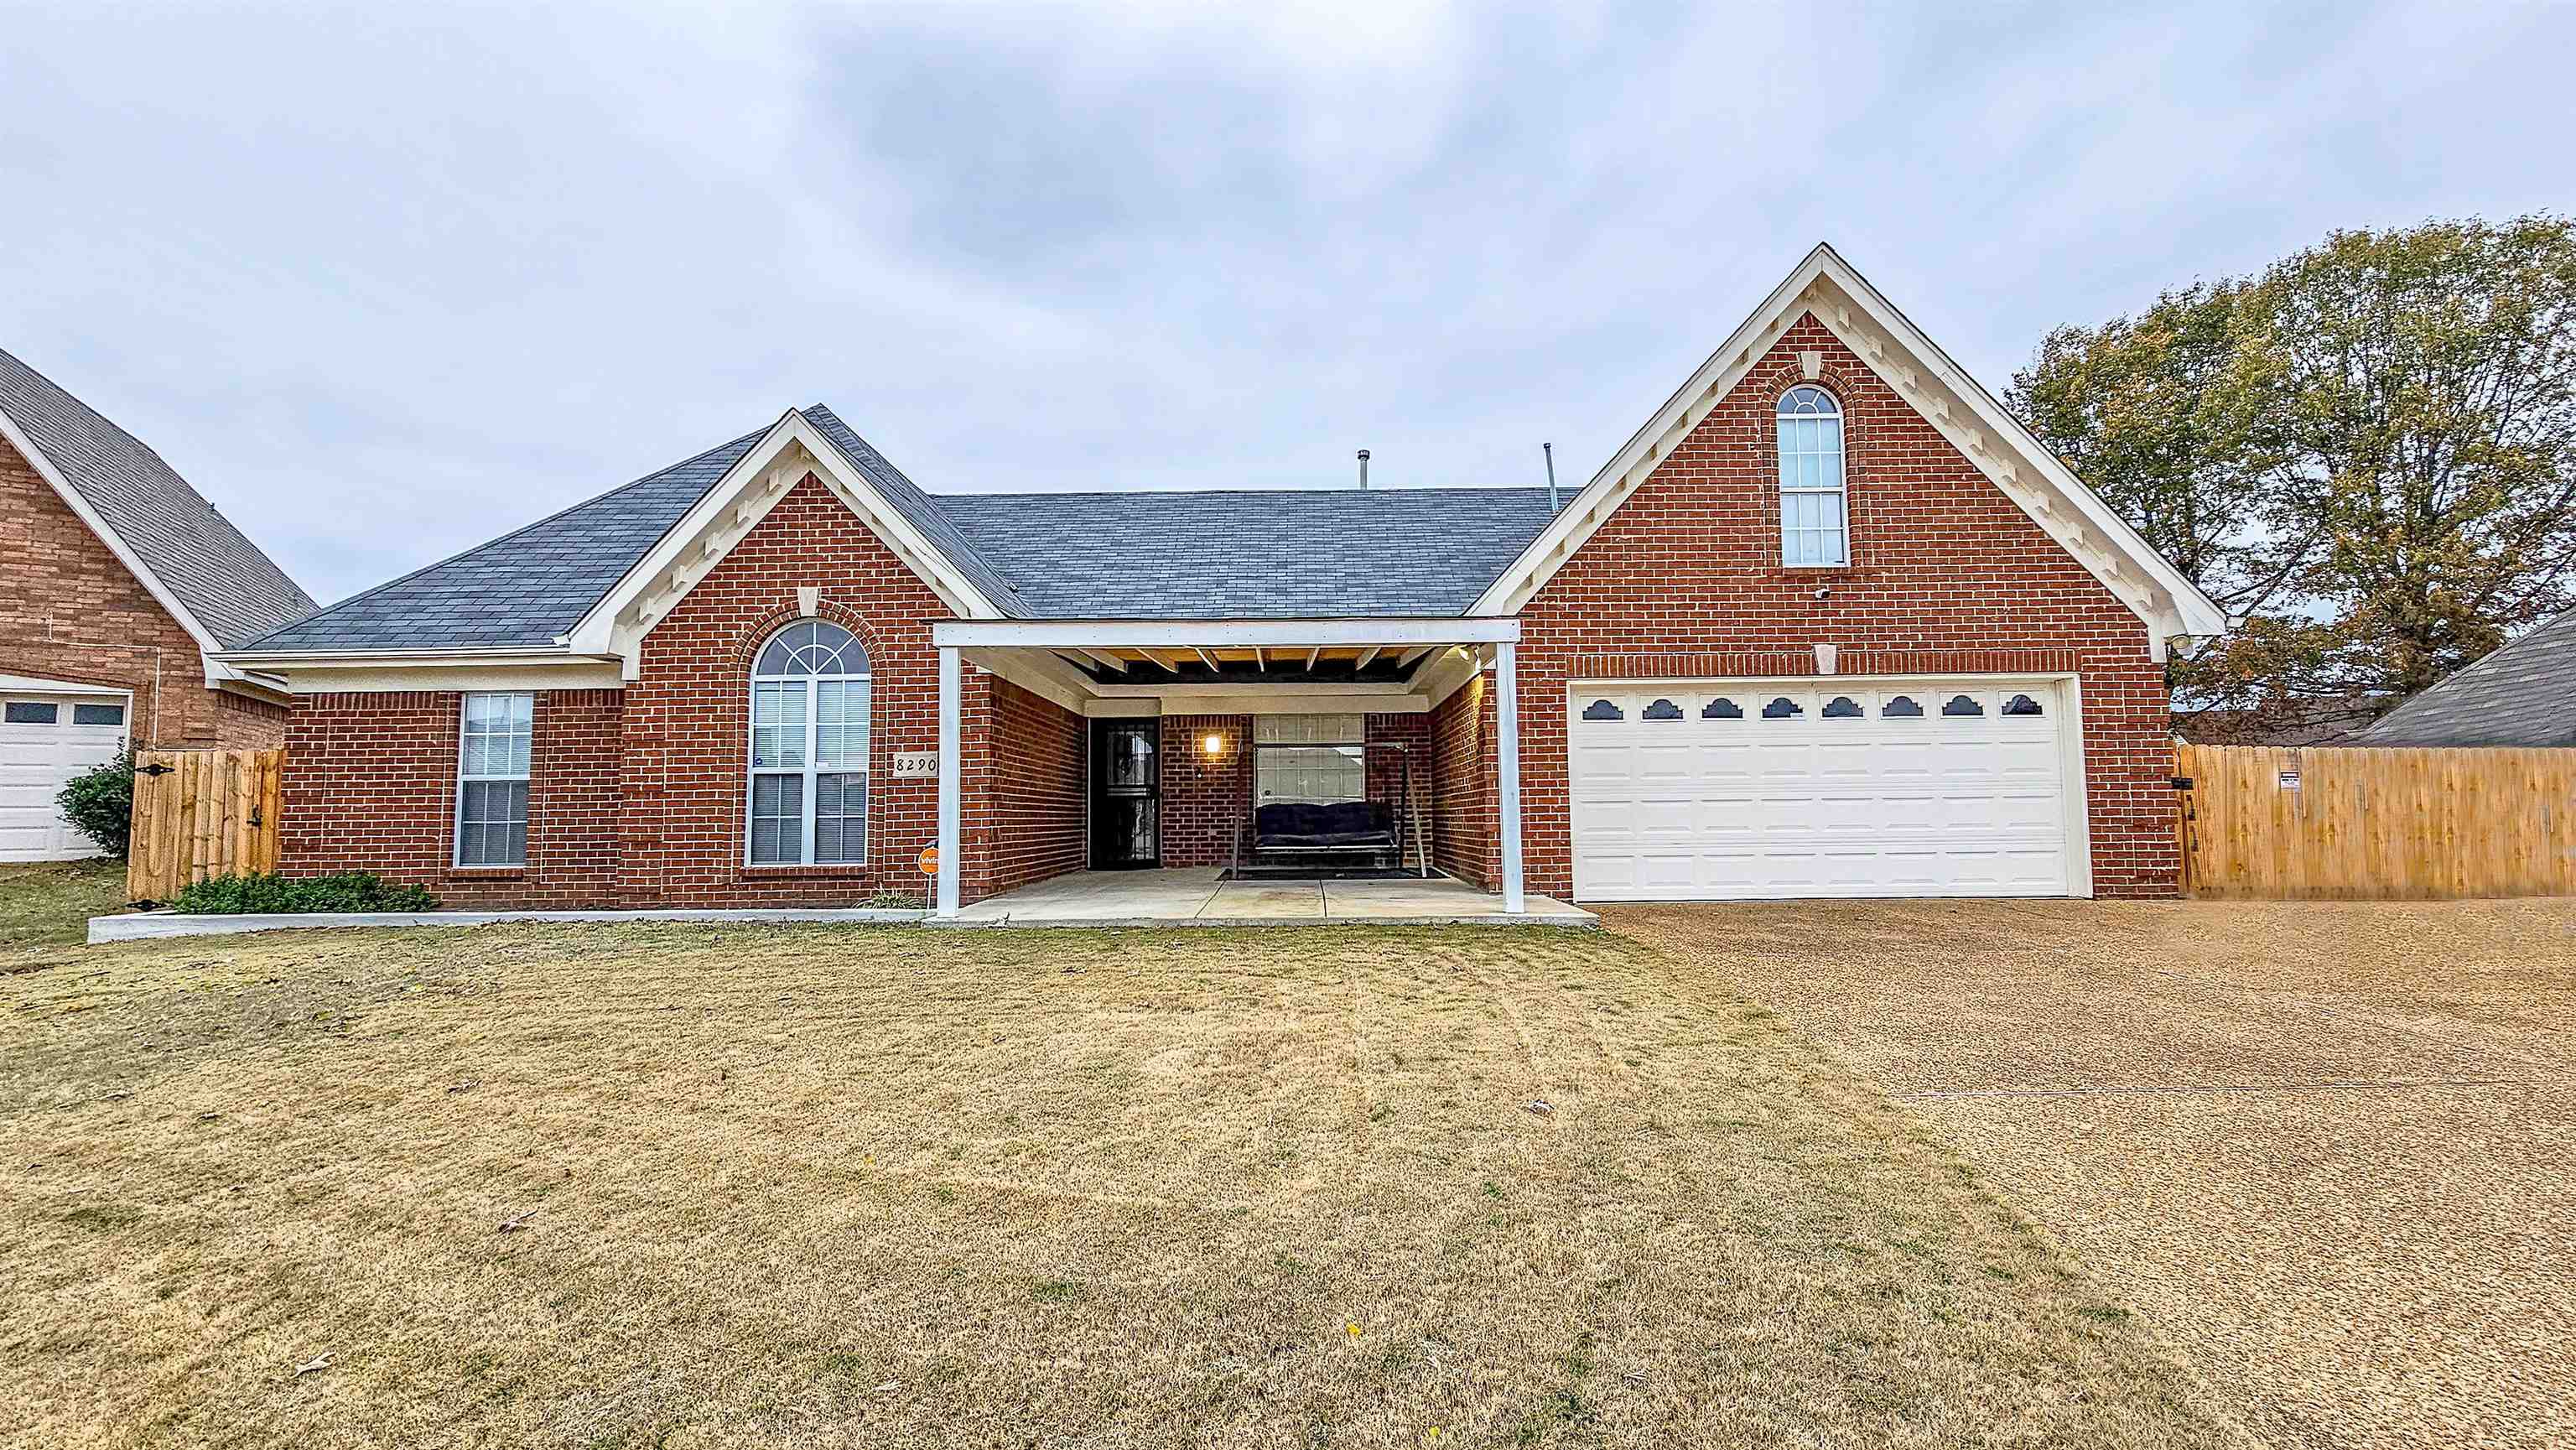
[
  {"xmin": 1357, "ymin": 449, "xmax": 1370, "ymax": 490},
  {"xmin": 1543, "ymin": 442, "xmax": 1560, "ymax": 511}
]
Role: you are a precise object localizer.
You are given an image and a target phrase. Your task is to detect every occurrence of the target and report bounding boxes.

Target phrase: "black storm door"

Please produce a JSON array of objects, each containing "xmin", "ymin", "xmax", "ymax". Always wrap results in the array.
[{"xmin": 1089, "ymin": 720, "xmax": 1161, "ymax": 869}]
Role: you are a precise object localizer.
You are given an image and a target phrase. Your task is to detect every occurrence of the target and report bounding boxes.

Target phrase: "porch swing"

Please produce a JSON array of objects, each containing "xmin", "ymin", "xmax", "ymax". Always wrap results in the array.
[{"xmin": 1228, "ymin": 732, "xmax": 1432, "ymax": 880}]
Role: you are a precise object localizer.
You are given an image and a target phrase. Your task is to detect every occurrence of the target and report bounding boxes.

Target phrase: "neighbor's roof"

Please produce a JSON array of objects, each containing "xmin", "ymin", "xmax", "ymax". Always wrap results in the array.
[
  {"xmin": 247, "ymin": 407, "xmax": 1568, "ymax": 651},
  {"xmin": 2351, "ymin": 609, "xmax": 2576, "ymax": 748},
  {"xmin": 0, "ymin": 346, "xmax": 317, "ymax": 647}
]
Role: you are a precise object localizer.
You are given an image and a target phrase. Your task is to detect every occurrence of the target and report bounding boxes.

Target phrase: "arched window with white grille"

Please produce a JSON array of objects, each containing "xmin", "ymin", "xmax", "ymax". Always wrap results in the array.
[
  {"xmin": 1777, "ymin": 385, "xmax": 1847, "ymax": 566},
  {"xmin": 747, "ymin": 620, "xmax": 870, "ymax": 865}
]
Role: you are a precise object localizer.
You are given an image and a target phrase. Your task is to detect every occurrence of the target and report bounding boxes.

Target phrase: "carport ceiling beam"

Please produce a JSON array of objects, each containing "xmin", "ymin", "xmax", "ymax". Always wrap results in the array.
[{"xmin": 932, "ymin": 618, "xmax": 1520, "ymax": 648}]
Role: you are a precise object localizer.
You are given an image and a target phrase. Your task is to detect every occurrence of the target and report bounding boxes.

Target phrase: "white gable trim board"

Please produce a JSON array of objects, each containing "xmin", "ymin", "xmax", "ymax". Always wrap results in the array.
[
  {"xmin": 566, "ymin": 410, "xmax": 1006, "ymax": 675},
  {"xmin": 1566, "ymin": 673, "xmax": 2093, "ymax": 902},
  {"xmin": 0, "ymin": 400, "xmax": 285, "ymax": 707},
  {"xmin": 1472, "ymin": 245, "xmax": 2229, "ymax": 657}
]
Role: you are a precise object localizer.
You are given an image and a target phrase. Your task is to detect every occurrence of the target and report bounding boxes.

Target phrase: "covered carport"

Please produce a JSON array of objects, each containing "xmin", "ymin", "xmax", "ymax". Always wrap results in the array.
[{"xmin": 927, "ymin": 617, "xmax": 1529, "ymax": 918}]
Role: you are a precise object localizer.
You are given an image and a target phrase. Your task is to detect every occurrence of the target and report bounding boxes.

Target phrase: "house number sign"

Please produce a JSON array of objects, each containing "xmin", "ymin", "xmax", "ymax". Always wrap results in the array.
[{"xmin": 891, "ymin": 751, "xmax": 938, "ymax": 779}]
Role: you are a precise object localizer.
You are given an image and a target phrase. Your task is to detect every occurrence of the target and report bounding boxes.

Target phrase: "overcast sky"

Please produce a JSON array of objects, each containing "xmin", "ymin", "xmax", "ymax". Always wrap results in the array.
[{"xmin": 4, "ymin": 2, "xmax": 2568, "ymax": 607}]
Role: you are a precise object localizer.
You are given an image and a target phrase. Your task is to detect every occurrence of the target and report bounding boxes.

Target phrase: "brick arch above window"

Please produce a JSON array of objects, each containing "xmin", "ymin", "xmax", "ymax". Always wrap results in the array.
[{"xmin": 724, "ymin": 596, "xmax": 896, "ymax": 678}]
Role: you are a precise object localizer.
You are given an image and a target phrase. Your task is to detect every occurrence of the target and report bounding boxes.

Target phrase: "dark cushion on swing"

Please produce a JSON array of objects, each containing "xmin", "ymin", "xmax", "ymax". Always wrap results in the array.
[{"xmin": 1254, "ymin": 800, "xmax": 1395, "ymax": 848}]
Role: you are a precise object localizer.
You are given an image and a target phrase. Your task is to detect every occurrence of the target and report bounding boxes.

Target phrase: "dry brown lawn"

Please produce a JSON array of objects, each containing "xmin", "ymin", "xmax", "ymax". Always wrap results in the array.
[
  {"xmin": 0, "ymin": 859, "xmax": 127, "ymax": 969},
  {"xmin": 1613, "ymin": 898, "xmax": 2576, "ymax": 1450},
  {"xmin": 3, "ymin": 918, "xmax": 2241, "ymax": 1448}
]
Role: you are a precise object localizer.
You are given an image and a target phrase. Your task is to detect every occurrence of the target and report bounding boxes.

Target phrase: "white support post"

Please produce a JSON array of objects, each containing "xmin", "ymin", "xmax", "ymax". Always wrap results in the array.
[
  {"xmin": 1495, "ymin": 642, "xmax": 1525, "ymax": 913},
  {"xmin": 937, "ymin": 646, "xmax": 961, "ymax": 917}
]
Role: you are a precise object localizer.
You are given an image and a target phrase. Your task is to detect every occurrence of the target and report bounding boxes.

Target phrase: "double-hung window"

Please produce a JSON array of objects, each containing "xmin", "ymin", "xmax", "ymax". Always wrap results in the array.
[
  {"xmin": 456, "ymin": 692, "xmax": 532, "ymax": 867},
  {"xmin": 1777, "ymin": 385, "xmax": 1848, "ymax": 566},
  {"xmin": 748, "ymin": 620, "xmax": 870, "ymax": 865}
]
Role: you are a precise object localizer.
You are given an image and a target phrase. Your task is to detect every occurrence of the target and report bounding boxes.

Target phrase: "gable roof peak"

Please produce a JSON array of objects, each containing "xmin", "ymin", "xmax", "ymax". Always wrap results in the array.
[{"xmin": 1468, "ymin": 242, "xmax": 2228, "ymax": 652}]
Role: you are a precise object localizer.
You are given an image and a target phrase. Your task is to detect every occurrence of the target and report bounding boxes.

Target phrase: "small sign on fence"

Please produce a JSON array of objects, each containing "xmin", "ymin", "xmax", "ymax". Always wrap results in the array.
[{"xmin": 2276, "ymin": 769, "xmax": 2301, "ymax": 790}]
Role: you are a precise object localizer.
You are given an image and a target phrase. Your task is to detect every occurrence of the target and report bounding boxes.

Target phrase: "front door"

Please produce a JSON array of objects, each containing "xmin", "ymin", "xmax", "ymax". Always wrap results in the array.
[{"xmin": 1089, "ymin": 720, "xmax": 1161, "ymax": 869}]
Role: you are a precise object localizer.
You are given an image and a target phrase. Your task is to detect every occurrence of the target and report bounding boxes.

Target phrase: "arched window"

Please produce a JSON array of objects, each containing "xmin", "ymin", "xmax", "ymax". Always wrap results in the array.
[
  {"xmin": 1777, "ymin": 385, "xmax": 1847, "ymax": 566},
  {"xmin": 748, "ymin": 620, "xmax": 870, "ymax": 865}
]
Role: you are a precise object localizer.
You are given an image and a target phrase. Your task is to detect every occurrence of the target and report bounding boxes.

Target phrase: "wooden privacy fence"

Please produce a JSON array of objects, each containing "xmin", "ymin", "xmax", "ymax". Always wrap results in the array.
[
  {"xmin": 127, "ymin": 749, "xmax": 284, "ymax": 903},
  {"xmin": 2175, "ymin": 742, "xmax": 2576, "ymax": 899}
]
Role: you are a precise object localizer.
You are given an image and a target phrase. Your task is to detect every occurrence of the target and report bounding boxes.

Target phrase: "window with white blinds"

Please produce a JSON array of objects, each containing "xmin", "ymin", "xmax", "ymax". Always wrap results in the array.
[{"xmin": 1254, "ymin": 714, "xmax": 1366, "ymax": 803}]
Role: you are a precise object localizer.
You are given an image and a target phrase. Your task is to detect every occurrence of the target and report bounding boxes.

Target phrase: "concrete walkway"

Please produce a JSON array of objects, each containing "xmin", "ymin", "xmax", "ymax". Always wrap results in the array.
[{"xmin": 944, "ymin": 867, "xmax": 1594, "ymax": 928}]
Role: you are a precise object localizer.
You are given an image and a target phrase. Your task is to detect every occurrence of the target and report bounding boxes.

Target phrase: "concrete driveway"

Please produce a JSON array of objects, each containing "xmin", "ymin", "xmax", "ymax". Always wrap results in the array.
[{"xmin": 1610, "ymin": 897, "xmax": 2576, "ymax": 1450}]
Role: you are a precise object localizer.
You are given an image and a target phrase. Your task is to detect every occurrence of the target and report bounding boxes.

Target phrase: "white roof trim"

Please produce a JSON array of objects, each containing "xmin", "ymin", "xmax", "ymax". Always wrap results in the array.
[
  {"xmin": 566, "ymin": 410, "xmax": 1005, "ymax": 662},
  {"xmin": 0, "ymin": 402, "xmax": 224, "ymax": 656},
  {"xmin": 934, "ymin": 617, "xmax": 1519, "ymax": 648},
  {"xmin": 1471, "ymin": 243, "xmax": 2228, "ymax": 653}
]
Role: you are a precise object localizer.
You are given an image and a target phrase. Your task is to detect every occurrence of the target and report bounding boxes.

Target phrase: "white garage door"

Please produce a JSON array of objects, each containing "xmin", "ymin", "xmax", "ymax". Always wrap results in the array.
[
  {"xmin": 1569, "ymin": 679, "xmax": 2083, "ymax": 902},
  {"xmin": 1, "ymin": 692, "xmax": 132, "ymax": 861}
]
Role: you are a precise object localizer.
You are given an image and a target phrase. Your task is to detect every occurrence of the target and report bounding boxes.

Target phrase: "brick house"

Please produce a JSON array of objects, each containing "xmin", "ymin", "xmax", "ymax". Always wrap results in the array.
[
  {"xmin": 1, "ymin": 347, "xmax": 315, "ymax": 860},
  {"xmin": 221, "ymin": 247, "xmax": 2225, "ymax": 911}
]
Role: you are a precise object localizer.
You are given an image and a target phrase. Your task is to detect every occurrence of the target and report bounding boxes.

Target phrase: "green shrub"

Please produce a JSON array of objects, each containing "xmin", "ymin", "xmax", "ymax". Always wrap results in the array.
[
  {"xmin": 169, "ymin": 872, "xmax": 439, "ymax": 915},
  {"xmin": 55, "ymin": 751, "xmax": 137, "ymax": 858}
]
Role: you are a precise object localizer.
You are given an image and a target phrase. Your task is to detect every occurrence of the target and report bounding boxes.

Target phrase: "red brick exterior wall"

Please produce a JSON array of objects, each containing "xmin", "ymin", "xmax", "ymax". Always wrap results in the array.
[
  {"xmin": 278, "ymin": 689, "xmax": 624, "ymax": 907},
  {"xmin": 1363, "ymin": 712, "xmax": 1435, "ymax": 871},
  {"xmin": 971, "ymin": 678, "xmax": 1086, "ymax": 900},
  {"xmin": 1157, "ymin": 714, "xmax": 1250, "ymax": 867},
  {"xmin": 1502, "ymin": 314, "xmax": 2179, "ymax": 899},
  {"xmin": 0, "ymin": 434, "xmax": 285, "ymax": 747},
  {"xmin": 1428, "ymin": 678, "xmax": 1498, "ymax": 888},
  {"xmin": 1156, "ymin": 712, "xmax": 1435, "ymax": 871}
]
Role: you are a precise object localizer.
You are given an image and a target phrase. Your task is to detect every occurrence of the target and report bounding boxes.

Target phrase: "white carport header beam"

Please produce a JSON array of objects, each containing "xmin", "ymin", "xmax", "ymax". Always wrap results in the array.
[{"xmin": 932, "ymin": 617, "xmax": 1519, "ymax": 649}]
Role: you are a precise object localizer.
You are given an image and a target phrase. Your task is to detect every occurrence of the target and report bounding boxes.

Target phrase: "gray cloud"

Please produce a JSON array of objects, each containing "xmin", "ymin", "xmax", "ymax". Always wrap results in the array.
[{"xmin": 2, "ymin": 2, "xmax": 2566, "ymax": 606}]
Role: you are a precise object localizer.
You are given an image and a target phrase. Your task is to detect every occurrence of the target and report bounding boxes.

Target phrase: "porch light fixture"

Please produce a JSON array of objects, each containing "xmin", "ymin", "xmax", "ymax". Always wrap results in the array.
[{"xmin": 1202, "ymin": 731, "xmax": 1227, "ymax": 757}]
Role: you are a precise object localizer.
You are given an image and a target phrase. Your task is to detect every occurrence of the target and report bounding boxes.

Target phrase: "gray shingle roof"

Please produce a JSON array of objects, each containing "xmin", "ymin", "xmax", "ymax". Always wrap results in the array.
[
  {"xmin": 0, "ymin": 346, "xmax": 317, "ymax": 647},
  {"xmin": 2352, "ymin": 609, "xmax": 2576, "ymax": 748},
  {"xmin": 802, "ymin": 406, "xmax": 1030, "ymax": 616},
  {"xmin": 247, "ymin": 426, "xmax": 766, "ymax": 651},
  {"xmin": 243, "ymin": 408, "xmax": 1566, "ymax": 652},
  {"xmin": 934, "ymin": 488, "xmax": 1565, "ymax": 618}
]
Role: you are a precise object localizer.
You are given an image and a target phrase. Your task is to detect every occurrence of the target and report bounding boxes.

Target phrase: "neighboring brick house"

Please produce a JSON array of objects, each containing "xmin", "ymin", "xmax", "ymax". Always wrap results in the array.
[
  {"xmin": 1, "ymin": 347, "xmax": 315, "ymax": 860},
  {"xmin": 223, "ymin": 246, "xmax": 2225, "ymax": 910}
]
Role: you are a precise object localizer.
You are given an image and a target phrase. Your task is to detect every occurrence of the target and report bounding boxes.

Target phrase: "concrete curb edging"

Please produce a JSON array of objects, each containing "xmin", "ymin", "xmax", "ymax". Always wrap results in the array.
[
  {"xmin": 87, "ymin": 902, "xmax": 1597, "ymax": 943},
  {"xmin": 87, "ymin": 907, "xmax": 929, "ymax": 944}
]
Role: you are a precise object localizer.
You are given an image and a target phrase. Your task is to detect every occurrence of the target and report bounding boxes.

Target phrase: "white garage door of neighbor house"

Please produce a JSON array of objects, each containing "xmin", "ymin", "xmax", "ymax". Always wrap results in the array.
[
  {"xmin": 0, "ymin": 693, "xmax": 132, "ymax": 861},
  {"xmin": 1568, "ymin": 679, "xmax": 2085, "ymax": 902}
]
